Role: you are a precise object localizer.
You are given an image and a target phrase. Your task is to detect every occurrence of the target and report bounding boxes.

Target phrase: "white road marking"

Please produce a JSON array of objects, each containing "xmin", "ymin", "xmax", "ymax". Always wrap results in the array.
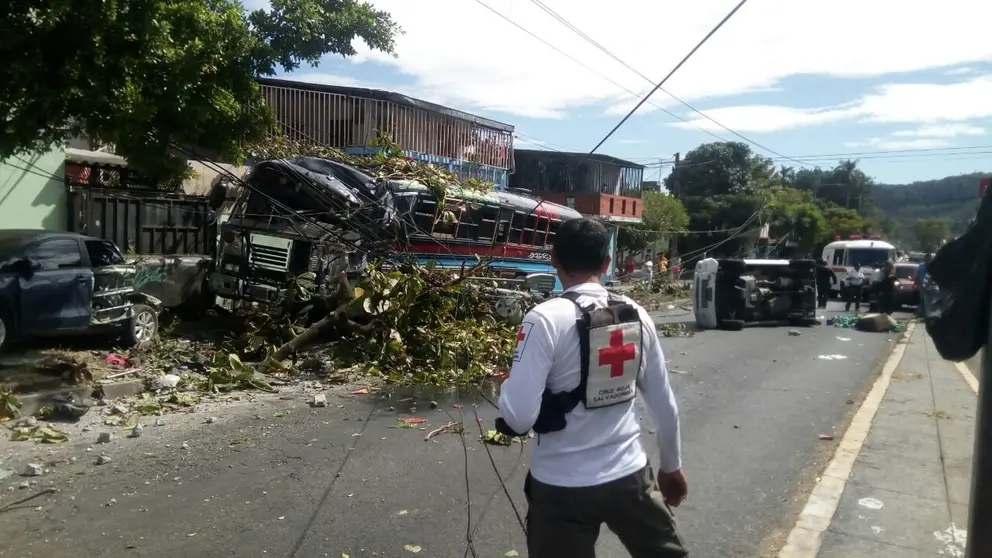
[
  {"xmin": 778, "ymin": 322, "xmax": 916, "ymax": 558},
  {"xmin": 953, "ymin": 361, "xmax": 979, "ymax": 394},
  {"xmin": 857, "ymin": 497, "xmax": 884, "ymax": 510}
]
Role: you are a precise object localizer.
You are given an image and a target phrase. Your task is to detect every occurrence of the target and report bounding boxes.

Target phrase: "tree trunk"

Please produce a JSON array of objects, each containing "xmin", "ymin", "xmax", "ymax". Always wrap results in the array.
[{"xmin": 271, "ymin": 272, "xmax": 354, "ymax": 361}]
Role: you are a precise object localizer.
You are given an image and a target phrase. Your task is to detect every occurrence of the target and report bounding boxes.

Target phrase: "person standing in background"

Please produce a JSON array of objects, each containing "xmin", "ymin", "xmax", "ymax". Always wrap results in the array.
[
  {"xmin": 815, "ymin": 260, "xmax": 837, "ymax": 308},
  {"xmin": 657, "ymin": 252, "xmax": 668, "ymax": 274},
  {"xmin": 916, "ymin": 253, "xmax": 932, "ymax": 316},
  {"xmin": 876, "ymin": 260, "xmax": 897, "ymax": 314},
  {"xmin": 844, "ymin": 263, "xmax": 866, "ymax": 312}
]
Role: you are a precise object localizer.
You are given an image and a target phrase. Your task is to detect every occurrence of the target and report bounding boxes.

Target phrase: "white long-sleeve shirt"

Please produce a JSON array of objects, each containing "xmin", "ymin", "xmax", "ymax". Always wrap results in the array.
[{"xmin": 498, "ymin": 282, "xmax": 682, "ymax": 488}]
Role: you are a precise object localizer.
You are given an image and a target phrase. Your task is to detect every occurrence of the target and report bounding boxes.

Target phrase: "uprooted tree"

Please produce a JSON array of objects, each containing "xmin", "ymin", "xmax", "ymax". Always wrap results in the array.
[{"xmin": 0, "ymin": 0, "xmax": 401, "ymax": 186}]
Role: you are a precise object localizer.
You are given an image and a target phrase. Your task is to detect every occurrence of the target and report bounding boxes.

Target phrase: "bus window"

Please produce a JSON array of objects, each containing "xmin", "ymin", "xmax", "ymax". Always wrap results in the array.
[
  {"xmin": 432, "ymin": 200, "xmax": 461, "ymax": 239},
  {"xmin": 519, "ymin": 214, "xmax": 539, "ymax": 245},
  {"xmin": 411, "ymin": 197, "xmax": 436, "ymax": 237},
  {"xmin": 533, "ymin": 218, "xmax": 550, "ymax": 246},
  {"xmin": 495, "ymin": 208, "xmax": 513, "ymax": 243},
  {"xmin": 477, "ymin": 205, "xmax": 499, "ymax": 242},
  {"xmin": 508, "ymin": 211, "xmax": 526, "ymax": 244},
  {"xmin": 546, "ymin": 220, "xmax": 562, "ymax": 247},
  {"xmin": 456, "ymin": 205, "xmax": 479, "ymax": 241}
]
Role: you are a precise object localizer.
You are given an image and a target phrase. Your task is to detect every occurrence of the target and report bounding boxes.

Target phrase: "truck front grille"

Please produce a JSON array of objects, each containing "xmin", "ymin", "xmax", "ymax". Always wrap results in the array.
[{"xmin": 248, "ymin": 234, "xmax": 293, "ymax": 272}]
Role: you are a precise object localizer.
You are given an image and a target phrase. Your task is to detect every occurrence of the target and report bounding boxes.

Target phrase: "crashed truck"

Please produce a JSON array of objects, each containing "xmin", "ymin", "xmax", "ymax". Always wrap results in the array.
[
  {"xmin": 693, "ymin": 258, "xmax": 818, "ymax": 331},
  {"xmin": 206, "ymin": 156, "xmax": 557, "ymax": 322}
]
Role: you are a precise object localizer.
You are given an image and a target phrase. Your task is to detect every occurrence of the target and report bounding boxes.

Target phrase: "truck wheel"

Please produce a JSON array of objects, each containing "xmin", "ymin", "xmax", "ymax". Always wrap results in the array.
[
  {"xmin": 719, "ymin": 319, "xmax": 745, "ymax": 331},
  {"xmin": 122, "ymin": 304, "xmax": 159, "ymax": 347}
]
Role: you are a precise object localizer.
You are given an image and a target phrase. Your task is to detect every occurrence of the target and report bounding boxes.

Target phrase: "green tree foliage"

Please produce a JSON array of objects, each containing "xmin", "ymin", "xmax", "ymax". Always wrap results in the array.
[
  {"xmin": 1, "ymin": 0, "xmax": 401, "ymax": 184},
  {"xmin": 820, "ymin": 204, "xmax": 866, "ymax": 238},
  {"xmin": 654, "ymin": 141, "xmax": 986, "ymax": 258},
  {"xmin": 666, "ymin": 142, "xmax": 892, "ymax": 259},
  {"xmin": 616, "ymin": 190, "xmax": 689, "ymax": 253},
  {"xmin": 913, "ymin": 218, "xmax": 951, "ymax": 253},
  {"xmin": 765, "ymin": 187, "xmax": 828, "ymax": 255}
]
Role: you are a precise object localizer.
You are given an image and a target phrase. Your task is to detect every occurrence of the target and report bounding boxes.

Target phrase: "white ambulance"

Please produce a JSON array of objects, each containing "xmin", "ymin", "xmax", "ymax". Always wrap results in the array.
[{"xmin": 820, "ymin": 235, "xmax": 897, "ymax": 296}]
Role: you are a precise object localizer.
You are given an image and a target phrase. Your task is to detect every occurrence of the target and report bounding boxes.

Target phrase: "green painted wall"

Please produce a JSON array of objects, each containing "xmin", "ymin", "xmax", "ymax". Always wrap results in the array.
[{"xmin": 0, "ymin": 149, "xmax": 66, "ymax": 230}]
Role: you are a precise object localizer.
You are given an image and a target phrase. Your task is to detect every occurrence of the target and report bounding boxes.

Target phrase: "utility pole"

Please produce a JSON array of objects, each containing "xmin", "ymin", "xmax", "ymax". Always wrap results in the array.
[
  {"xmin": 966, "ymin": 289, "xmax": 992, "ymax": 557},
  {"xmin": 668, "ymin": 153, "xmax": 680, "ymax": 279}
]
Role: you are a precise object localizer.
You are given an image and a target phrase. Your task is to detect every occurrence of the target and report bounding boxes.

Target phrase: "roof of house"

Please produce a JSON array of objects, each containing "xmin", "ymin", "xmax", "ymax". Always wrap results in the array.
[
  {"xmin": 513, "ymin": 149, "xmax": 645, "ymax": 169},
  {"xmin": 257, "ymin": 77, "xmax": 514, "ymax": 133}
]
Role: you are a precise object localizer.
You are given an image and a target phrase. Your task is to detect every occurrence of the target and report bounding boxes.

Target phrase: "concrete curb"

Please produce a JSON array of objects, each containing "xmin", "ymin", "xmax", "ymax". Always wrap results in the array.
[{"xmin": 13, "ymin": 379, "xmax": 147, "ymax": 417}]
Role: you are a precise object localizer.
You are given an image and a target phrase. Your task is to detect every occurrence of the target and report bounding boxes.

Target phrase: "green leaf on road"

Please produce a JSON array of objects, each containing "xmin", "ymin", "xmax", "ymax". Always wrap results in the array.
[{"xmin": 404, "ymin": 544, "xmax": 422, "ymax": 553}]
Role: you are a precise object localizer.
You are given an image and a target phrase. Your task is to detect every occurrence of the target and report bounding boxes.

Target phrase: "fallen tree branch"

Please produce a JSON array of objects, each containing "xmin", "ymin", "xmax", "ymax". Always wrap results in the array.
[
  {"xmin": 272, "ymin": 272, "xmax": 354, "ymax": 361},
  {"xmin": 0, "ymin": 488, "xmax": 57, "ymax": 513},
  {"xmin": 425, "ymin": 420, "xmax": 461, "ymax": 441}
]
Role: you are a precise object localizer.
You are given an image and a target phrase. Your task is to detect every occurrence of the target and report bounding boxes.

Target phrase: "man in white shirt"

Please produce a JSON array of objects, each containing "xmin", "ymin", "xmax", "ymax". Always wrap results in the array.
[
  {"xmin": 497, "ymin": 217, "xmax": 688, "ymax": 558},
  {"xmin": 844, "ymin": 263, "xmax": 866, "ymax": 312}
]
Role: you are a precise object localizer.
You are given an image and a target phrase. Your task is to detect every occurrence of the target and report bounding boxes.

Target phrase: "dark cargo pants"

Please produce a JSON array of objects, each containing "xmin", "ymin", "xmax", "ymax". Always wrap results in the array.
[{"xmin": 524, "ymin": 466, "xmax": 688, "ymax": 558}]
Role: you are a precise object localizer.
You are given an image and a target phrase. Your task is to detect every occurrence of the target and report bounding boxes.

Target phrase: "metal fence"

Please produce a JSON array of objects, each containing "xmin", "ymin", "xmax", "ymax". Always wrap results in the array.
[{"xmin": 66, "ymin": 183, "xmax": 216, "ymax": 256}]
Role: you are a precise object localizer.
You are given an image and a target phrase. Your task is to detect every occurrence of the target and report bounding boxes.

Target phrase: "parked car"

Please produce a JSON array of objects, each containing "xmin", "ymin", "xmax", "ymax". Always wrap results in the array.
[
  {"xmin": 0, "ymin": 230, "xmax": 162, "ymax": 352},
  {"xmin": 892, "ymin": 262, "xmax": 920, "ymax": 308}
]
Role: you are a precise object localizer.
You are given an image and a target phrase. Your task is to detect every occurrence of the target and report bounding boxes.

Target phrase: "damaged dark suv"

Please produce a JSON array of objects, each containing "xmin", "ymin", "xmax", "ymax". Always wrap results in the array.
[{"xmin": 0, "ymin": 230, "xmax": 161, "ymax": 352}]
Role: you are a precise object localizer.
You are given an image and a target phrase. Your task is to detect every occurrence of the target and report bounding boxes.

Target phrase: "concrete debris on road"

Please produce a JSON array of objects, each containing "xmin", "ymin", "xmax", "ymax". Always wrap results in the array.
[
  {"xmin": 128, "ymin": 424, "xmax": 143, "ymax": 438},
  {"xmin": 21, "ymin": 463, "xmax": 43, "ymax": 477},
  {"xmin": 151, "ymin": 374, "xmax": 181, "ymax": 390},
  {"xmin": 96, "ymin": 432, "xmax": 112, "ymax": 444},
  {"xmin": 95, "ymin": 455, "xmax": 111, "ymax": 465},
  {"xmin": 788, "ymin": 329, "xmax": 801, "ymax": 336},
  {"xmin": 108, "ymin": 404, "xmax": 129, "ymax": 415},
  {"xmin": 311, "ymin": 394, "xmax": 327, "ymax": 408},
  {"xmin": 206, "ymin": 416, "xmax": 218, "ymax": 424}
]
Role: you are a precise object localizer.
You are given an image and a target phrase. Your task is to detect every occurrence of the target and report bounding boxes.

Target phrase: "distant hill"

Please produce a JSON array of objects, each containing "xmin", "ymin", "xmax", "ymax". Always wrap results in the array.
[{"xmin": 872, "ymin": 172, "xmax": 989, "ymax": 240}]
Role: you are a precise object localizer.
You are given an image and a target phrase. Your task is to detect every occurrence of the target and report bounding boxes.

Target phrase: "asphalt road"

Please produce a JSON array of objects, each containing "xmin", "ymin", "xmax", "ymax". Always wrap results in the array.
[{"xmin": 0, "ymin": 301, "xmax": 907, "ymax": 558}]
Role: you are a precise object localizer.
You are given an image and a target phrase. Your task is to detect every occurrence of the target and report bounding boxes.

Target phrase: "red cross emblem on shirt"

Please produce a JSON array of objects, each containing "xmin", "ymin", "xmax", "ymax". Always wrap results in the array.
[
  {"xmin": 599, "ymin": 329, "xmax": 637, "ymax": 377},
  {"xmin": 517, "ymin": 327, "xmax": 527, "ymax": 342}
]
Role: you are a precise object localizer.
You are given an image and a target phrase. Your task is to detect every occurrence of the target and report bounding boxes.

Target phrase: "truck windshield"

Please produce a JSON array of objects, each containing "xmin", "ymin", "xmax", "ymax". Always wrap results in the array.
[{"xmin": 846, "ymin": 248, "xmax": 893, "ymax": 268}]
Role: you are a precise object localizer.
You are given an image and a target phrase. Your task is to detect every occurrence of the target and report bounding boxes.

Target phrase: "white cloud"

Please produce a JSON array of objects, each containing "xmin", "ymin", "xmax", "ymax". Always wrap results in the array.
[
  {"xmin": 669, "ymin": 75, "xmax": 992, "ymax": 133},
  {"xmin": 847, "ymin": 137, "xmax": 953, "ymax": 150},
  {"xmin": 945, "ymin": 66, "xmax": 980, "ymax": 76},
  {"xmin": 282, "ymin": 0, "xmax": 992, "ymax": 119},
  {"xmin": 892, "ymin": 123, "xmax": 986, "ymax": 138},
  {"xmin": 286, "ymin": 72, "xmax": 398, "ymax": 92}
]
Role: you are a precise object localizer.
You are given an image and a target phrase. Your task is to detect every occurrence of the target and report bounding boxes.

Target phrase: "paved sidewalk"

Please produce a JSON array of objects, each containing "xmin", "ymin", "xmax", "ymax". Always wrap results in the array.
[{"xmin": 815, "ymin": 325, "xmax": 976, "ymax": 557}]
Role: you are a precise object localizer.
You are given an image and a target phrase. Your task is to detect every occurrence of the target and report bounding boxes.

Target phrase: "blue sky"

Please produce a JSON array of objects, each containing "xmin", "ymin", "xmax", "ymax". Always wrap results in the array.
[{"xmin": 258, "ymin": 0, "xmax": 992, "ymax": 185}]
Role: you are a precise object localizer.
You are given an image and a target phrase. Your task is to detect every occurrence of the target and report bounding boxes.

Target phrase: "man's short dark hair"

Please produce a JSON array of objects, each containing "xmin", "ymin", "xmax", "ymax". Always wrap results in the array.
[{"xmin": 553, "ymin": 217, "xmax": 610, "ymax": 273}]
